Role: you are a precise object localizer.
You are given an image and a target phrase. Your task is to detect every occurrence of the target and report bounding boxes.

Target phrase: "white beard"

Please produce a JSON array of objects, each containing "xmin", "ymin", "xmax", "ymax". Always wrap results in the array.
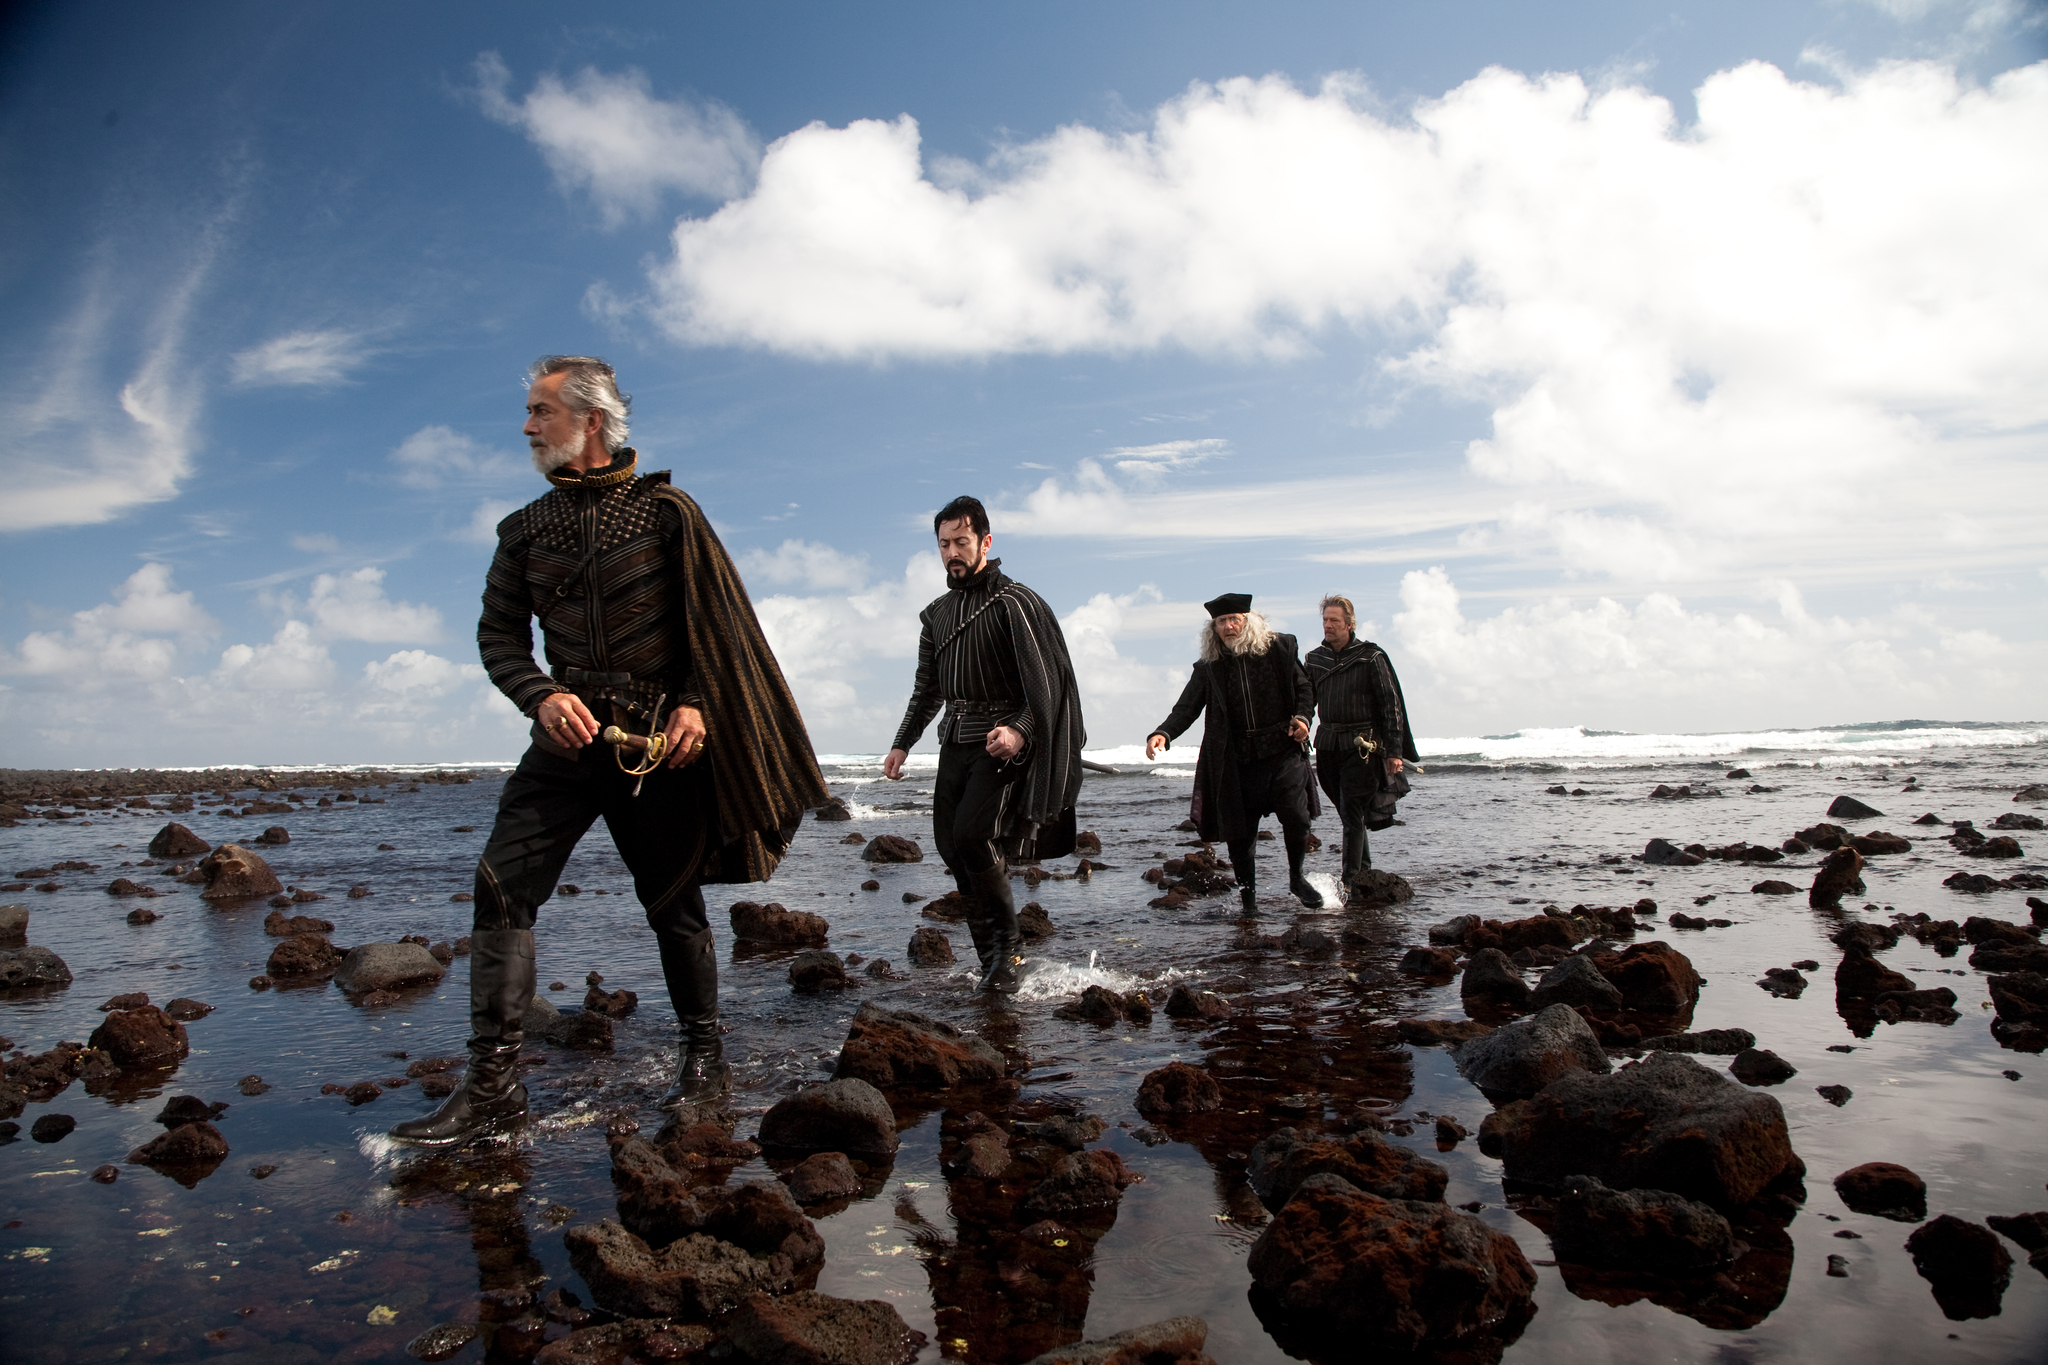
[{"xmin": 531, "ymin": 438, "xmax": 581, "ymax": 475}]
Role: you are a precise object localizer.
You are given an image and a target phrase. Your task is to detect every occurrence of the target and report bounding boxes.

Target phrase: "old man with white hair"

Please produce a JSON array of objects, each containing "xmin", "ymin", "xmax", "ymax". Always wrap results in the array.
[{"xmin": 1145, "ymin": 593, "xmax": 1322, "ymax": 914}]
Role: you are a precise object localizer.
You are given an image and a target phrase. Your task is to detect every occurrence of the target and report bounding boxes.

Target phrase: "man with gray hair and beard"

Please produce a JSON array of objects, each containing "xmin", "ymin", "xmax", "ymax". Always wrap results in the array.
[
  {"xmin": 1305, "ymin": 593, "xmax": 1417, "ymax": 900},
  {"xmin": 388, "ymin": 355, "xmax": 826, "ymax": 1149},
  {"xmin": 1145, "ymin": 594, "xmax": 1322, "ymax": 914}
]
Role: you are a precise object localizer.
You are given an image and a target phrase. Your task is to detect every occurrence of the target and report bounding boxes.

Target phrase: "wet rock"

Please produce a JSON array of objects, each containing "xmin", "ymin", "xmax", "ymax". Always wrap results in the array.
[
  {"xmin": 1055, "ymin": 984, "xmax": 1148, "ymax": 1025},
  {"xmin": 1751, "ymin": 879, "xmax": 1798, "ymax": 895},
  {"xmin": 833, "ymin": 1002, "xmax": 1004, "ymax": 1091},
  {"xmin": 263, "ymin": 909, "xmax": 334, "ymax": 935},
  {"xmin": 532, "ymin": 1319, "xmax": 713, "ymax": 1365},
  {"xmin": 1022, "ymin": 1149, "xmax": 1142, "ymax": 1217},
  {"xmin": 1018, "ymin": 901, "xmax": 1055, "ymax": 939},
  {"xmin": 1530, "ymin": 954, "xmax": 1624, "ymax": 1011},
  {"xmin": 1817, "ymin": 1084, "xmax": 1853, "ymax": 1106},
  {"xmin": 1808, "ymin": 846, "xmax": 1866, "ymax": 907},
  {"xmin": 253, "ymin": 825, "xmax": 290, "ymax": 846},
  {"xmin": 1246, "ymin": 1126, "xmax": 1449, "ymax": 1208},
  {"xmin": 815, "ymin": 797, "xmax": 854, "ymax": 822},
  {"xmin": 1833, "ymin": 1162, "xmax": 1927, "ymax": 1220},
  {"xmin": 1031, "ymin": 1113, "xmax": 1108, "ymax": 1151},
  {"xmin": 1827, "ymin": 795, "xmax": 1883, "ymax": 819},
  {"xmin": 1962, "ymin": 835, "xmax": 2025, "ymax": 859},
  {"xmin": 127, "ymin": 1120, "xmax": 228, "ymax": 1183},
  {"xmin": 785, "ymin": 1152, "xmax": 864, "ymax": 1204},
  {"xmin": 334, "ymin": 942, "xmax": 447, "ymax": 994},
  {"xmin": 522, "ymin": 997, "xmax": 615, "ymax": 1052},
  {"xmin": 1482, "ymin": 1052, "xmax": 1798, "ymax": 1210},
  {"xmin": 861, "ymin": 835, "xmax": 923, "ymax": 864},
  {"xmin": 1399, "ymin": 945, "xmax": 1458, "ymax": 976},
  {"xmin": 155, "ymin": 1095, "xmax": 228, "ymax": 1127},
  {"xmin": 723, "ymin": 1289, "xmax": 926, "ymax": 1365},
  {"xmin": 1428, "ymin": 914, "xmax": 1481, "ymax": 945},
  {"xmin": 1460, "ymin": 948, "xmax": 1530, "ymax": 1009},
  {"xmin": 147, "ymin": 822, "xmax": 211, "ymax": 858},
  {"xmin": 1993, "ymin": 812, "xmax": 2046, "ymax": 831},
  {"xmin": 100, "ymin": 991, "xmax": 149, "ymax": 1011},
  {"xmin": 1276, "ymin": 924, "xmax": 1336, "ymax": 954},
  {"xmin": 650, "ymin": 1118, "xmax": 760, "ymax": 1167},
  {"xmin": 1970, "ymin": 940, "xmax": 2048, "ymax": 973},
  {"xmin": 1585, "ymin": 940, "xmax": 1701, "ymax": 1014},
  {"xmin": 612, "ymin": 1135, "xmax": 825, "ymax": 1271},
  {"xmin": 1395, "ymin": 1018, "xmax": 1492, "ymax": 1046},
  {"xmin": 1989, "ymin": 971, "xmax": 2048, "ymax": 1031},
  {"xmin": 1164, "ymin": 984, "xmax": 1232, "ymax": 1020},
  {"xmin": 563, "ymin": 1218, "xmax": 814, "ymax": 1321},
  {"xmin": 1907, "ymin": 1215, "xmax": 2012, "ymax": 1320},
  {"xmin": 789, "ymin": 950, "xmax": 850, "ymax": 993},
  {"xmin": 1552, "ymin": 1174, "xmax": 1735, "ymax": 1271},
  {"xmin": 1453, "ymin": 1004, "xmax": 1611, "ymax": 1100},
  {"xmin": 1017, "ymin": 1315, "xmax": 1215, "ymax": 1365},
  {"xmin": 1729, "ymin": 1049, "xmax": 1797, "ymax": 1087},
  {"xmin": 1872, "ymin": 986, "xmax": 1960, "ymax": 1024},
  {"xmin": 1135, "ymin": 1061, "xmax": 1222, "ymax": 1116},
  {"xmin": 343, "ymin": 1080, "xmax": 382, "ymax": 1105},
  {"xmin": 88, "ymin": 1006, "xmax": 191, "ymax": 1070},
  {"xmin": 0, "ymin": 945, "xmax": 72, "ymax": 990},
  {"xmin": 105, "ymin": 877, "xmax": 151, "ymax": 897},
  {"xmin": 1246, "ymin": 1178, "xmax": 1535, "ymax": 1355},
  {"xmin": 731, "ymin": 900, "xmax": 831, "ymax": 947},
  {"xmin": 758, "ymin": 1078, "xmax": 899, "ymax": 1157},
  {"xmin": 266, "ymin": 933, "xmax": 343, "ymax": 979},
  {"xmin": 30, "ymin": 1113, "xmax": 76, "ymax": 1142},
  {"xmin": 1830, "ymin": 922, "xmax": 1900, "ymax": 952},
  {"xmin": 198, "ymin": 844, "xmax": 284, "ymax": 901},
  {"xmin": 582, "ymin": 974, "xmax": 637, "ymax": 1018},
  {"xmin": 125, "ymin": 906, "xmax": 160, "ymax": 924},
  {"xmin": 1643, "ymin": 838, "xmax": 1702, "ymax": 866},
  {"xmin": 1985, "ymin": 1211, "xmax": 2048, "ymax": 1258},
  {"xmin": 1848, "ymin": 830, "xmax": 1910, "ymax": 855},
  {"xmin": 0, "ymin": 904, "xmax": 25, "ymax": 943},
  {"xmin": 1640, "ymin": 1028, "xmax": 1756, "ymax": 1055},
  {"xmin": 1346, "ymin": 868, "xmax": 1414, "ymax": 908},
  {"xmin": 905, "ymin": 927, "xmax": 954, "ymax": 966},
  {"xmin": 1835, "ymin": 944, "xmax": 1915, "ymax": 1000}
]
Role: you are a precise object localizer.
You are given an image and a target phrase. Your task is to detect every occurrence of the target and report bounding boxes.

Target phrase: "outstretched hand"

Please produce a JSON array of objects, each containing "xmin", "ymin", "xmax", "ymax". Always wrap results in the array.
[{"xmin": 1144, "ymin": 733, "xmax": 1167, "ymax": 761}]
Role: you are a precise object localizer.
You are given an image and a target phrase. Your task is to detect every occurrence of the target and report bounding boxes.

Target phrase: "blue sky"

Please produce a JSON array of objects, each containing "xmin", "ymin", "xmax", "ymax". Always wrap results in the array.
[{"xmin": 2, "ymin": 0, "xmax": 2044, "ymax": 767}]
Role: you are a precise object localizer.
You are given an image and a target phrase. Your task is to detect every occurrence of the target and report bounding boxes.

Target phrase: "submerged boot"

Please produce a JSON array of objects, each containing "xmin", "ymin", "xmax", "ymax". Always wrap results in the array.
[
  {"xmin": 1229, "ymin": 839, "xmax": 1257, "ymax": 917},
  {"xmin": 1286, "ymin": 829, "xmax": 1324, "ymax": 909},
  {"xmin": 954, "ymin": 870, "xmax": 997, "ymax": 975},
  {"xmin": 390, "ymin": 929, "xmax": 534, "ymax": 1147},
  {"xmin": 967, "ymin": 862, "xmax": 1022, "ymax": 994},
  {"xmin": 656, "ymin": 924, "xmax": 730, "ymax": 1111}
]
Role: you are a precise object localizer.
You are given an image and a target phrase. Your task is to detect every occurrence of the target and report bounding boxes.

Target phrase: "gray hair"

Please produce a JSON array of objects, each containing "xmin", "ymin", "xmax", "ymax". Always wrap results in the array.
[
  {"xmin": 527, "ymin": 355, "xmax": 631, "ymax": 454},
  {"xmin": 1198, "ymin": 610, "xmax": 1276, "ymax": 662}
]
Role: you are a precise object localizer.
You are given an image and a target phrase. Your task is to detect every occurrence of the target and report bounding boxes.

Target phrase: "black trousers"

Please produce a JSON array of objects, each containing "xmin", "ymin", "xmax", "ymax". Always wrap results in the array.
[
  {"xmin": 1315, "ymin": 748, "xmax": 1376, "ymax": 883},
  {"xmin": 473, "ymin": 740, "xmax": 714, "ymax": 1015},
  {"xmin": 931, "ymin": 741, "xmax": 1024, "ymax": 874}
]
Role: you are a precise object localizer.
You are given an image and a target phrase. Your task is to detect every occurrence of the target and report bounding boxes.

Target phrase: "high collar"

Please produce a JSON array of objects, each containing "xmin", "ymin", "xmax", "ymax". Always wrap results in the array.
[
  {"xmin": 545, "ymin": 447, "xmax": 638, "ymax": 492},
  {"xmin": 945, "ymin": 557, "xmax": 1002, "ymax": 592}
]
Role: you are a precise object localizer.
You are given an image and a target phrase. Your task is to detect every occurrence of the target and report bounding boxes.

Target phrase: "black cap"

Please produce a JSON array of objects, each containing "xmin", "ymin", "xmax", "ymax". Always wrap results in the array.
[{"xmin": 1204, "ymin": 592, "xmax": 1253, "ymax": 618}]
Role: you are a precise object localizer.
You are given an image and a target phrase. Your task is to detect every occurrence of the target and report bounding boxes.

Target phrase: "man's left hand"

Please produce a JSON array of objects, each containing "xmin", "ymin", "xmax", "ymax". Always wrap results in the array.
[
  {"xmin": 1386, "ymin": 756, "xmax": 1404, "ymax": 774},
  {"xmin": 986, "ymin": 725, "xmax": 1024, "ymax": 760},
  {"xmin": 664, "ymin": 705, "xmax": 709, "ymax": 768},
  {"xmin": 1287, "ymin": 716, "xmax": 1310, "ymax": 743}
]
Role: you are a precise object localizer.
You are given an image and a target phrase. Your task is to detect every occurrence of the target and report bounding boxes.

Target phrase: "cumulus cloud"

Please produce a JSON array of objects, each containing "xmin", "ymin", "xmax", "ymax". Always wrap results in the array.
[
  {"xmin": 230, "ymin": 328, "xmax": 372, "ymax": 387},
  {"xmin": 750, "ymin": 551, "xmax": 942, "ymax": 748},
  {"xmin": 475, "ymin": 52, "xmax": 759, "ymax": 224},
  {"xmin": 1059, "ymin": 587, "xmax": 1191, "ymax": 742},
  {"xmin": 738, "ymin": 539, "xmax": 873, "ymax": 591},
  {"xmin": 389, "ymin": 424, "xmax": 522, "ymax": 489},
  {"xmin": 272, "ymin": 567, "xmax": 444, "ymax": 643},
  {"xmin": 214, "ymin": 620, "xmax": 334, "ymax": 692},
  {"xmin": 458, "ymin": 498, "xmax": 522, "ymax": 545},
  {"xmin": 0, "ymin": 563, "xmax": 216, "ymax": 680},
  {"xmin": 363, "ymin": 649, "xmax": 483, "ymax": 698}
]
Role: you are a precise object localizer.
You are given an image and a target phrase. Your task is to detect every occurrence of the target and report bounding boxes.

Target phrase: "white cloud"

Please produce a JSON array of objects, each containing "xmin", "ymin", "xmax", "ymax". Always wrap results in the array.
[
  {"xmin": 1059, "ymin": 587, "xmax": 1190, "ymax": 742},
  {"xmin": 1108, "ymin": 437, "xmax": 1229, "ymax": 486},
  {"xmin": 389, "ymin": 424, "xmax": 522, "ymax": 489},
  {"xmin": 363, "ymin": 649, "xmax": 483, "ymax": 698},
  {"xmin": 738, "ymin": 539, "xmax": 873, "ymax": 591},
  {"xmin": 214, "ymin": 620, "xmax": 334, "ymax": 692},
  {"xmin": 229, "ymin": 328, "xmax": 372, "ymax": 387},
  {"xmin": 273, "ymin": 567, "xmax": 444, "ymax": 643},
  {"xmin": 749, "ymin": 550, "xmax": 944, "ymax": 748},
  {"xmin": 0, "ymin": 563, "xmax": 216, "ymax": 680},
  {"xmin": 291, "ymin": 532, "xmax": 340, "ymax": 554},
  {"xmin": 475, "ymin": 52, "xmax": 759, "ymax": 225},
  {"xmin": 459, "ymin": 498, "xmax": 523, "ymax": 545}
]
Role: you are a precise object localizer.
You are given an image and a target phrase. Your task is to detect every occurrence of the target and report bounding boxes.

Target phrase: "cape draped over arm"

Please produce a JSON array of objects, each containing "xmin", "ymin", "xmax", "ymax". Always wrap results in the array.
[{"xmin": 997, "ymin": 579, "xmax": 1086, "ymax": 859}]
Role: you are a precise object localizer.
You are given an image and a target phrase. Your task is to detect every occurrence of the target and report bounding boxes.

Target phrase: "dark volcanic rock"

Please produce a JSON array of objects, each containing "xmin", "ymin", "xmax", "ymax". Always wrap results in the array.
[
  {"xmin": 0, "ymin": 945, "xmax": 72, "ymax": 991},
  {"xmin": 334, "ymin": 942, "xmax": 447, "ymax": 994},
  {"xmin": 722, "ymin": 1289, "xmax": 926, "ymax": 1365},
  {"xmin": 1988, "ymin": 972, "xmax": 2048, "ymax": 1028},
  {"xmin": 582, "ymin": 974, "xmax": 638, "ymax": 1018},
  {"xmin": 611, "ymin": 1134, "xmax": 825, "ymax": 1270},
  {"xmin": 1828, "ymin": 795, "xmax": 1884, "ymax": 820},
  {"xmin": 1016, "ymin": 1316, "xmax": 1214, "ymax": 1365},
  {"xmin": 789, "ymin": 950, "xmax": 850, "ymax": 993},
  {"xmin": 1399, "ymin": 945, "xmax": 1459, "ymax": 976},
  {"xmin": 1907, "ymin": 1216, "xmax": 2012, "ymax": 1320},
  {"xmin": 163, "ymin": 998, "xmax": 213, "ymax": 1021},
  {"xmin": 731, "ymin": 901, "xmax": 831, "ymax": 947},
  {"xmin": 814, "ymin": 797, "xmax": 854, "ymax": 822},
  {"xmin": 758, "ymin": 1078, "xmax": 899, "ymax": 1157},
  {"xmin": 1396, "ymin": 1018, "xmax": 1493, "ymax": 1046},
  {"xmin": 833, "ymin": 1002, "xmax": 1004, "ymax": 1091},
  {"xmin": 88, "ymin": 1006, "xmax": 191, "ymax": 1070},
  {"xmin": 861, "ymin": 835, "xmax": 923, "ymax": 864},
  {"xmin": 127, "ymin": 1120, "xmax": 228, "ymax": 1183},
  {"xmin": 263, "ymin": 909, "xmax": 334, "ymax": 935},
  {"xmin": 785, "ymin": 1152, "xmax": 864, "ymax": 1205},
  {"xmin": 1836, "ymin": 945, "xmax": 1915, "ymax": 1000},
  {"xmin": 1729, "ymin": 1048, "xmax": 1797, "ymax": 1087},
  {"xmin": 1552, "ymin": 1174, "xmax": 1735, "ymax": 1271},
  {"xmin": 198, "ymin": 844, "xmax": 283, "ymax": 900},
  {"xmin": 1962, "ymin": 835, "xmax": 2025, "ymax": 859},
  {"xmin": 1795, "ymin": 822, "xmax": 1848, "ymax": 850},
  {"xmin": 1985, "ymin": 1212, "xmax": 2048, "ymax": 1254},
  {"xmin": 0, "ymin": 904, "xmax": 25, "ymax": 943},
  {"xmin": 1460, "ymin": 947, "xmax": 1530, "ymax": 1008},
  {"xmin": 1641, "ymin": 1028, "xmax": 1756, "ymax": 1055},
  {"xmin": 905, "ymin": 927, "xmax": 954, "ymax": 967},
  {"xmin": 1018, "ymin": 901, "xmax": 1054, "ymax": 939},
  {"xmin": 1833, "ymin": 1162, "xmax": 1927, "ymax": 1221},
  {"xmin": 266, "ymin": 933, "xmax": 342, "ymax": 978},
  {"xmin": 1831, "ymin": 921, "xmax": 1901, "ymax": 952},
  {"xmin": 99, "ymin": 991, "xmax": 149, "ymax": 1011},
  {"xmin": 1809, "ymin": 846, "xmax": 1866, "ymax": 907},
  {"xmin": 147, "ymin": 822, "xmax": 211, "ymax": 858},
  {"xmin": 1751, "ymin": 879, "xmax": 1799, "ymax": 895},
  {"xmin": 1135, "ymin": 1061, "xmax": 1222, "ymax": 1116},
  {"xmin": 1643, "ymin": 838, "xmax": 1702, "ymax": 866},
  {"xmin": 1021, "ymin": 1149, "xmax": 1142, "ymax": 1218},
  {"xmin": 1586, "ymin": 940, "xmax": 1701, "ymax": 1014},
  {"xmin": 1848, "ymin": 830, "xmax": 1910, "ymax": 855},
  {"xmin": 30, "ymin": 1113, "xmax": 76, "ymax": 1142},
  {"xmin": 1529, "ymin": 954, "xmax": 1624, "ymax": 1011},
  {"xmin": 563, "ymin": 1219, "xmax": 810, "ymax": 1321},
  {"xmin": 1482, "ymin": 1052, "xmax": 1798, "ymax": 1210},
  {"xmin": 1346, "ymin": 868, "xmax": 1414, "ymax": 908},
  {"xmin": 155, "ymin": 1094, "xmax": 227, "ymax": 1127},
  {"xmin": 1452, "ymin": 1004, "xmax": 1611, "ymax": 1100},
  {"xmin": 532, "ymin": 1321, "xmax": 713, "ymax": 1365},
  {"xmin": 1246, "ymin": 1126, "xmax": 1449, "ymax": 1208},
  {"xmin": 1428, "ymin": 914, "xmax": 1481, "ymax": 945},
  {"xmin": 1246, "ymin": 1178, "xmax": 1536, "ymax": 1354},
  {"xmin": 1970, "ymin": 940, "xmax": 2048, "ymax": 973},
  {"xmin": 253, "ymin": 825, "xmax": 290, "ymax": 846},
  {"xmin": 1164, "ymin": 984, "xmax": 1233, "ymax": 1020}
]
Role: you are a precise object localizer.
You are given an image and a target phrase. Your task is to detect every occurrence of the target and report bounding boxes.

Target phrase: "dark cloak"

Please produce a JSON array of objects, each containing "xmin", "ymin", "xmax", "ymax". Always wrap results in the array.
[
  {"xmin": 1305, "ymin": 636, "xmax": 1419, "ymax": 832},
  {"xmin": 1151, "ymin": 632, "xmax": 1319, "ymax": 843},
  {"xmin": 986, "ymin": 573, "xmax": 1088, "ymax": 860}
]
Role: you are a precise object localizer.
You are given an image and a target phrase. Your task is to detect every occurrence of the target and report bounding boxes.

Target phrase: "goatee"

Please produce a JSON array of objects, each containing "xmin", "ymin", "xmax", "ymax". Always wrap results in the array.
[{"xmin": 531, "ymin": 439, "xmax": 580, "ymax": 475}]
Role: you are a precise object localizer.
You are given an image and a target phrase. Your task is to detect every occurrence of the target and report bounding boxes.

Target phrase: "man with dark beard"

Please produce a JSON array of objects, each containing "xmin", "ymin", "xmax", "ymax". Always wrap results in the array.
[
  {"xmin": 1145, "ymin": 595, "xmax": 1322, "ymax": 914},
  {"xmin": 1304, "ymin": 594, "xmax": 1418, "ymax": 899},
  {"xmin": 389, "ymin": 355, "xmax": 826, "ymax": 1149},
  {"xmin": 884, "ymin": 496, "xmax": 1086, "ymax": 993}
]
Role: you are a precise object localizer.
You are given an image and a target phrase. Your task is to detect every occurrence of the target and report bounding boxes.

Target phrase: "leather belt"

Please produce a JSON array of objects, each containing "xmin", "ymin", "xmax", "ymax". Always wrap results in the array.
[
  {"xmin": 947, "ymin": 699, "xmax": 1021, "ymax": 712},
  {"xmin": 557, "ymin": 668, "xmax": 637, "ymax": 685}
]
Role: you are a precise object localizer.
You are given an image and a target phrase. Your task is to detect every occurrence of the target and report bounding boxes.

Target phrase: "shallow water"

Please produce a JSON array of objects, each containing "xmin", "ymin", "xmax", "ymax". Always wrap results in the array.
[{"xmin": 3, "ymin": 744, "xmax": 2046, "ymax": 1363}]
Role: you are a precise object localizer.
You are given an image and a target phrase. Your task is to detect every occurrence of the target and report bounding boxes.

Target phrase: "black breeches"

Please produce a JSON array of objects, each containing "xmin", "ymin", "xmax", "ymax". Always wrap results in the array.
[
  {"xmin": 1232, "ymin": 748, "xmax": 1316, "ymax": 838},
  {"xmin": 473, "ymin": 740, "xmax": 712, "ymax": 945},
  {"xmin": 1316, "ymin": 749, "xmax": 1377, "ymax": 881},
  {"xmin": 931, "ymin": 741, "xmax": 1024, "ymax": 874}
]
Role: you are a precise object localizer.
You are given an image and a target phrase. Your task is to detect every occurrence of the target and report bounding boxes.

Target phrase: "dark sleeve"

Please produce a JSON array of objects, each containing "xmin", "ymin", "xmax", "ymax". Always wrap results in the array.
[
  {"xmin": 478, "ymin": 510, "xmax": 563, "ymax": 717},
  {"xmin": 1286, "ymin": 640, "xmax": 1314, "ymax": 722},
  {"xmin": 1149, "ymin": 666, "xmax": 1208, "ymax": 744},
  {"xmin": 1370, "ymin": 649, "xmax": 1409, "ymax": 758},
  {"xmin": 1001, "ymin": 597, "xmax": 1037, "ymax": 741},
  {"xmin": 890, "ymin": 610, "xmax": 943, "ymax": 751},
  {"xmin": 661, "ymin": 498, "xmax": 705, "ymax": 709}
]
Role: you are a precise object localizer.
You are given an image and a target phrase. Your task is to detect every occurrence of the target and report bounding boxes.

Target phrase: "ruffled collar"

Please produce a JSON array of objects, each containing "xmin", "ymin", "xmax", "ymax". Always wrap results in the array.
[{"xmin": 545, "ymin": 447, "xmax": 639, "ymax": 491}]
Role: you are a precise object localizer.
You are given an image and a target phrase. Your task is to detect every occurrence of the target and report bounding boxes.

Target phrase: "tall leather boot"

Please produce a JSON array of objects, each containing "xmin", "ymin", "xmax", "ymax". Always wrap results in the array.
[
  {"xmin": 656, "ymin": 925, "xmax": 730, "ymax": 1111},
  {"xmin": 966, "ymin": 862, "xmax": 1022, "ymax": 993},
  {"xmin": 1228, "ymin": 839, "xmax": 1257, "ymax": 916},
  {"xmin": 1285, "ymin": 828, "xmax": 1324, "ymax": 908},
  {"xmin": 390, "ymin": 929, "xmax": 534, "ymax": 1146},
  {"xmin": 953, "ymin": 870, "xmax": 997, "ymax": 974}
]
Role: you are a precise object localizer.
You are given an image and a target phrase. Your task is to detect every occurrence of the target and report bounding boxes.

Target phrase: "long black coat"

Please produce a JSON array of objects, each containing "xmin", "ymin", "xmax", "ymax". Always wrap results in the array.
[{"xmin": 1150, "ymin": 634, "xmax": 1316, "ymax": 842}]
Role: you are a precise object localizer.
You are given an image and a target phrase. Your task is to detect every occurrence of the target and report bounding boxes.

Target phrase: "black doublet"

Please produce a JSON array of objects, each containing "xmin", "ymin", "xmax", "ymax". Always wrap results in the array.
[{"xmin": 1151, "ymin": 634, "xmax": 1317, "ymax": 843}]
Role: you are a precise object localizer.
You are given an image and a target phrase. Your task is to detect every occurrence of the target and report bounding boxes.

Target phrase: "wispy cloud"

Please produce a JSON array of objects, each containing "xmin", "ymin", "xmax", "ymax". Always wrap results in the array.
[
  {"xmin": 474, "ymin": 52, "xmax": 760, "ymax": 225},
  {"xmin": 268, "ymin": 567, "xmax": 445, "ymax": 643},
  {"xmin": 388, "ymin": 424, "xmax": 523, "ymax": 489},
  {"xmin": 230, "ymin": 328, "xmax": 373, "ymax": 388}
]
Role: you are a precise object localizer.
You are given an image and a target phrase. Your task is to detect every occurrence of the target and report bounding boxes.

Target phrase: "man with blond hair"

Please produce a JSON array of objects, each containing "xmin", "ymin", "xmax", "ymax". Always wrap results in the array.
[{"xmin": 1305, "ymin": 593, "xmax": 1417, "ymax": 898}]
